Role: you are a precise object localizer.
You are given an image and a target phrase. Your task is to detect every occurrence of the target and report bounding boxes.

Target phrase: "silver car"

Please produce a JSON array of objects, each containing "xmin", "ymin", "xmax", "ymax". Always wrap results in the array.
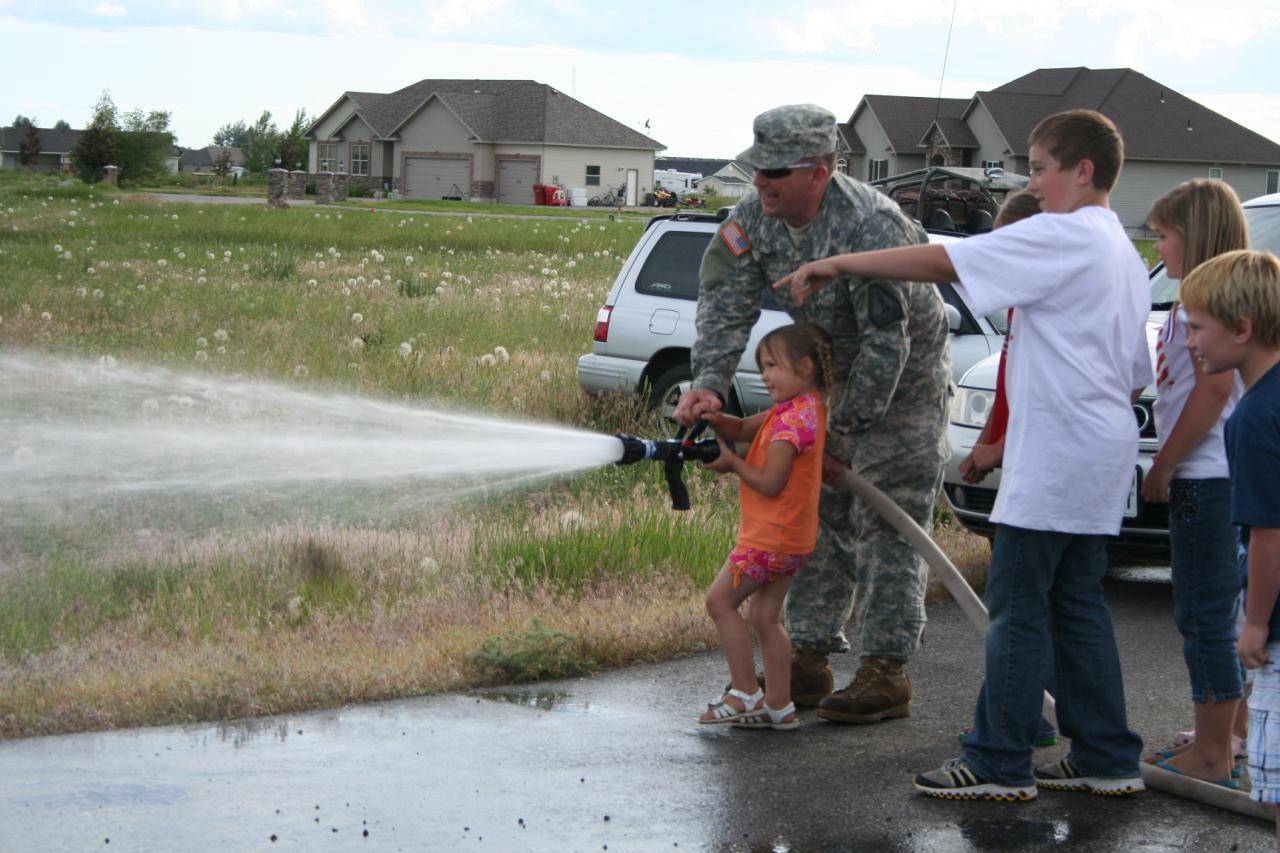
[
  {"xmin": 578, "ymin": 211, "xmax": 1006, "ymax": 417},
  {"xmin": 942, "ymin": 191, "xmax": 1280, "ymax": 557}
]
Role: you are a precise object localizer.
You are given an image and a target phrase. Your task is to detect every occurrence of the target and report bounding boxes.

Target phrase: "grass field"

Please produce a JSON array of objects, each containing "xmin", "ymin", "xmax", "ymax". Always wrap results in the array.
[{"xmin": 0, "ymin": 171, "xmax": 991, "ymax": 738}]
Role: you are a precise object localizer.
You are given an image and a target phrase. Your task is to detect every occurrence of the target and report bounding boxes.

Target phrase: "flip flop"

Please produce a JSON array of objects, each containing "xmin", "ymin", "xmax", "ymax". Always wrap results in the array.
[{"xmin": 1153, "ymin": 757, "xmax": 1240, "ymax": 789}]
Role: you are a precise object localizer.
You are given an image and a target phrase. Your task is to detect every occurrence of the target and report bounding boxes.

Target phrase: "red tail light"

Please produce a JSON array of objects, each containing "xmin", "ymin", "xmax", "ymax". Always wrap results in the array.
[{"xmin": 593, "ymin": 306, "xmax": 613, "ymax": 343}]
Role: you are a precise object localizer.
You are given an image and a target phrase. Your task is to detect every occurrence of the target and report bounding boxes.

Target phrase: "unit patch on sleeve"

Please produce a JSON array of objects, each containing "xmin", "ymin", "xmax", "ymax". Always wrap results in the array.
[
  {"xmin": 718, "ymin": 221, "xmax": 752, "ymax": 257},
  {"xmin": 867, "ymin": 282, "xmax": 905, "ymax": 328}
]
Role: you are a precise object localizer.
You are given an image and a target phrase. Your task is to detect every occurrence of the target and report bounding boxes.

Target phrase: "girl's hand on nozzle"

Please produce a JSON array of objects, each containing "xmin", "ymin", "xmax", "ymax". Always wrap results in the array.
[
  {"xmin": 773, "ymin": 258, "xmax": 843, "ymax": 306},
  {"xmin": 703, "ymin": 438, "xmax": 738, "ymax": 474}
]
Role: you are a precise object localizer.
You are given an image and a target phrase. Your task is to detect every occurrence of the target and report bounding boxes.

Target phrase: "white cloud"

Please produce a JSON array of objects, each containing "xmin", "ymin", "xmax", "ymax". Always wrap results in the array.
[
  {"xmin": 764, "ymin": 0, "xmax": 1280, "ymax": 63},
  {"xmin": 92, "ymin": 3, "xmax": 128, "ymax": 16},
  {"xmin": 425, "ymin": 0, "xmax": 508, "ymax": 33}
]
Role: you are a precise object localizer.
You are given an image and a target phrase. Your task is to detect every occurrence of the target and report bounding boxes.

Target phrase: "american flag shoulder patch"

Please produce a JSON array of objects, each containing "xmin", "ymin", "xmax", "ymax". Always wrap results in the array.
[{"xmin": 719, "ymin": 221, "xmax": 751, "ymax": 257}]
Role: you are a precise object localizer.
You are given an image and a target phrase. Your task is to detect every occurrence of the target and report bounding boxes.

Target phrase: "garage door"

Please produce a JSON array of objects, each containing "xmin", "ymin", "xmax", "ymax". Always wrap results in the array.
[
  {"xmin": 403, "ymin": 156, "xmax": 470, "ymax": 200},
  {"xmin": 497, "ymin": 159, "xmax": 538, "ymax": 205}
]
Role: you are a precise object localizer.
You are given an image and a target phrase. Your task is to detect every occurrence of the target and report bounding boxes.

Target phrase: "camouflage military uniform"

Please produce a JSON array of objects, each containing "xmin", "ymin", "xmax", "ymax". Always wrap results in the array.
[{"xmin": 693, "ymin": 171, "xmax": 951, "ymax": 661}]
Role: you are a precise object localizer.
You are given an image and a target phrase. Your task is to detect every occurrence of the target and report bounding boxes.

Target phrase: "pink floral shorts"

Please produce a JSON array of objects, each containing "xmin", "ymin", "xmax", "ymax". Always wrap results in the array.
[{"xmin": 728, "ymin": 545, "xmax": 809, "ymax": 588}]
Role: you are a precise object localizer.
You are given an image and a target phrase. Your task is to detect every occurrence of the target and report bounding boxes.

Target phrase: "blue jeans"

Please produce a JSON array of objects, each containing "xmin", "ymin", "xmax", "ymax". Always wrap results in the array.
[
  {"xmin": 962, "ymin": 524, "xmax": 1143, "ymax": 785},
  {"xmin": 1169, "ymin": 478, "xmax": 1243, "ymax": 703}
]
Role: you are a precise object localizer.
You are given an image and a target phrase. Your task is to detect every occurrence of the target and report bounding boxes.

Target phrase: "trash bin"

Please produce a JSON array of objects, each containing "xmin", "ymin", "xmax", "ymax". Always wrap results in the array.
[{"xmin": 533, "ymin": 184, "xmax": 547, "ymax": 205}]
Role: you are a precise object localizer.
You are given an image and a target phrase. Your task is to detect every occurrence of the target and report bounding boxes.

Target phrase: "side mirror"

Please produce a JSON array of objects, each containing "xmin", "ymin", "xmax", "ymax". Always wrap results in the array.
[{"xmin": 944, "ymin": 303, "xmax": 963, "ymax": 333}]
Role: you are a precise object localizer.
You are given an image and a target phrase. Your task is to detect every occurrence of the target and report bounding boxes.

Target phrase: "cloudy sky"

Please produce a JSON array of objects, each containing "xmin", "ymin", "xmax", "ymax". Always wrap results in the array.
[{"xmin": 2, "ymin": 0, "xmax": 1278, "ymax": 157}]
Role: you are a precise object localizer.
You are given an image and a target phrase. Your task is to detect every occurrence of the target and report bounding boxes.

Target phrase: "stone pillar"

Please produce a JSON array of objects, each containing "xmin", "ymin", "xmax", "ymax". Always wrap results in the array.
[
  {"xmin": 102, "ymin": 165, "xmax": 118, "ymax": 186},
  {"xmin": 333, "ymin": 172, "xmax": 349, "ymax": 203},
  {"xmin": 288, "ymin": 170, "xmax": 306, "ymax": 200},
  {"xmin": 267, "ymin": 168, "xmax": 289, "ymax": 208},
  {"xmin": 315, "ymin": 171, "xmax": 334, "ymax": 205}
]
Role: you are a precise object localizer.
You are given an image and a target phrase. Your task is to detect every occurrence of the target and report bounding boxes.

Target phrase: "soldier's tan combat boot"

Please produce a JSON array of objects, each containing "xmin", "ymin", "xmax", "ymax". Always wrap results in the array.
[
  {"xmin": 791, "ymin": 644, "xmax": 834, "ymax": 708},
  {"xmin": 816, "ymin": 656, "xmax": 911, "ymax": 723}
]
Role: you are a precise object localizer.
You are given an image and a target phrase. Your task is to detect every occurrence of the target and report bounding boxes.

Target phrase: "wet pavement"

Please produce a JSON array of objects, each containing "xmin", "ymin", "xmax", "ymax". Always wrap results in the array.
[{"xmin": 1, "ymin": 579, "xmax": 1273, "ymax": 851}]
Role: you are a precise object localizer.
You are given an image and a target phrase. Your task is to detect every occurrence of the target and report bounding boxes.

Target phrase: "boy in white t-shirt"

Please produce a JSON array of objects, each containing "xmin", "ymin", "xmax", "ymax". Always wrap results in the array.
[{"xmin": 775, "ymin": 109, "xmax": 1153, "ymax": 801}]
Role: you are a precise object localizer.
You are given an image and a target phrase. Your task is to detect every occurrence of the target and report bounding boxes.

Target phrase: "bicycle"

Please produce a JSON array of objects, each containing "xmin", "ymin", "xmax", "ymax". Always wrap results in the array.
[{"xmin": 588, "ymin": 183, "xmax": 628, "ymax": 207}]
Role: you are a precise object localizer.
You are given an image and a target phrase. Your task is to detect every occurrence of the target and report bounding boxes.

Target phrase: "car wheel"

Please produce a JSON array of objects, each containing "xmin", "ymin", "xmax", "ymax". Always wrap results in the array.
[{"xmin": 647, "ymin": 363, "xmax": 693, "ymax": 421}]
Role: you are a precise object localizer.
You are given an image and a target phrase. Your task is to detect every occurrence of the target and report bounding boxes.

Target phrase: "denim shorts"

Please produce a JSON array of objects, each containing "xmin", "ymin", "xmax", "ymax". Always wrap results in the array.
[{"xmin": 1169, "ymin": 478, "xmax": 1243, "ymax": 703}]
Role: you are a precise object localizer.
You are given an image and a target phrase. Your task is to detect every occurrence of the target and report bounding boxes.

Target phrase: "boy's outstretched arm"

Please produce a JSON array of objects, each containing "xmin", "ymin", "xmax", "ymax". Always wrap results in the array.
[
  {"xmin": 774, "ymin": 244, "xmax": 957, "ymax": 305},
  {"xmin": 1239, "ymin": 526, "xmax": 1280, "ymax": 669}
]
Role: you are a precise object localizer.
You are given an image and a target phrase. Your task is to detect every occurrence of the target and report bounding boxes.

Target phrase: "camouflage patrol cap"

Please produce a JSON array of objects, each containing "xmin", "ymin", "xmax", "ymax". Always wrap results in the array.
[{"xmin": 737, "ymin": 104, "xmax": 838, "ymax": 170}]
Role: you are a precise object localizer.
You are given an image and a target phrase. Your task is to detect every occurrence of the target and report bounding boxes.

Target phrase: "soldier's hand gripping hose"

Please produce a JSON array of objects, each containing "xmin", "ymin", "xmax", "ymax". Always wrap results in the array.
[{"xmin": 615, "ymin": 420, "xmax": 721, "ymax": 511}]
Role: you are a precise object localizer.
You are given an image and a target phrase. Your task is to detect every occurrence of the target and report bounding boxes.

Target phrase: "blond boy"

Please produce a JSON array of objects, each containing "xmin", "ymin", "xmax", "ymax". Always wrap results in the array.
[{"xmin": 1181, "ymin": 250, "xmax": 1280, "ymax": 832}]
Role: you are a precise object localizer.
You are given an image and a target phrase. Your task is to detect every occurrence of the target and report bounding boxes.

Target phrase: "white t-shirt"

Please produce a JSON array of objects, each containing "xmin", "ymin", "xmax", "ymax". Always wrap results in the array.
[
  {"xmin": 1153, "ymin": 305, "xmax": 1242, "ymax": 479},
  {"xmin": 944, "ymin": 206, "xmax": 1153, "ymax": 535}
]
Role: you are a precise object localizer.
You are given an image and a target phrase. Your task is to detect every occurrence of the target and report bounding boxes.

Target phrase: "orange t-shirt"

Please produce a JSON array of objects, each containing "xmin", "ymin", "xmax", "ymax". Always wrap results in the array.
[{"xmin": 736, "ymin": 392, "xmax": 827, "ymax": 555}]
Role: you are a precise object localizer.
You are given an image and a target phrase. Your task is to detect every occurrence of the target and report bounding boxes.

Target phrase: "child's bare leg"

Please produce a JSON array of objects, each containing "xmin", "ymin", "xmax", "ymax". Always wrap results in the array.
[
  {"xmin": 749, "ymin": 575, "xmax": 795, "ymax": 716},
  {"xmin": 700, "ymin": 562, "xmax": 759, "ymax": 721},
  {"xmin": 1163, "ymin": 698, "xmax": 1239, "ymax": 780}
]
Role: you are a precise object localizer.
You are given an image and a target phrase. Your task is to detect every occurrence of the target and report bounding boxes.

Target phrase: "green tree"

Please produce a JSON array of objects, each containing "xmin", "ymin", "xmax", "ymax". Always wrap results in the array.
[
  {"xmin": 71, "ymin": 92, "xmax": 119, "ymax": 183},
  {"xmin": 242, "ymin": 110, "xmax": 281, "ymax": 174},
  {"xmin": 212, "ymin": 120, "xmax": 249, "ymax": 150},
  {"xmin": 276, "ymin": 109, "xmax": 311, "ymax": 171},
  {"xmin": 18, "ymin": 123, "xmax": 42, "ymax": 167},
  {"xmin": 11, "ymin": 114, "xmax": 35, "ymax": 128},
  {"xmin": 116, "ymin": 108, "xmax": 174, "ymax": 184},
  {"xmin": 53, "ymin": 119, "xmax": 71, "ymax": 131},
  {"xmin": 212, "ymin": 147, "xmax": 233, "ymax": 179}
]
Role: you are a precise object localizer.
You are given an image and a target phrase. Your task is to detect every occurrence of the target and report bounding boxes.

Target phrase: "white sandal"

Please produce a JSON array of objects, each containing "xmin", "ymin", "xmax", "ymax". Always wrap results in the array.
[
  {"xmin": 734, "ymin": 701, "xmax": 800, "ymax": 731},
  {"xmin": 699, "ymin": 687, "xmax": 763, "ymax": 724}
]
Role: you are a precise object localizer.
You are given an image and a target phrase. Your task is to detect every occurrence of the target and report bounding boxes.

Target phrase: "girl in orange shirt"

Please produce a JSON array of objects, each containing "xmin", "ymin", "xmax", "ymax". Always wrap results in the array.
[{"xmin": 697, "ymin": 323, "xmax": 832, "ymax": 730}]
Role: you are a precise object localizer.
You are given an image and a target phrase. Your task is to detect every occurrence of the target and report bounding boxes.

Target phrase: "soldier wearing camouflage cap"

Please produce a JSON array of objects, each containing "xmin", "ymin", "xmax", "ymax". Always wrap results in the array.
[{"xmin": 674, "ymin": 103, "xmax": 951, "ymax": 724}]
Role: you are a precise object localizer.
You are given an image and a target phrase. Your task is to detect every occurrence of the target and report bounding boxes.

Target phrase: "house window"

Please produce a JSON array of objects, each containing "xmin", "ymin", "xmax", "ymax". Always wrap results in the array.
[
  {"xmin": 350, "ymin": 143, "xmax": 370, "ymax": 176},
  {"xmin": 585, "ymin": 165, "xmax": 601, "ymax": 186},
  {"xmin": 982, "ymin": 160, "xmax": 1005, "ymax": 170},
  {"xmin": 1209, "ymin": 167, "xmax": 1223, "ymax": 180},
  {"xmin": 836, "ymin": 158, "xmax": 848, "ymax": 174},
  {"xmin": 318, "ymin": 143, "xmax": 337, "ymax": 172},
  {"xmin": 868, "ymin": 159, "xmax": 887, "ymax": 181},
  {"xmin": 1267, "ymin": 170, "xmax": 1279, "ymax": 195}
]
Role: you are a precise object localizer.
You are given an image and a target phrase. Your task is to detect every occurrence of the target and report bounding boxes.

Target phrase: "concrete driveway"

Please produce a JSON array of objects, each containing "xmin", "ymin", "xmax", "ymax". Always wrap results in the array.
[{"xmin": 1, "ymin": 579, "xmax": 1272, "ymax": 851}]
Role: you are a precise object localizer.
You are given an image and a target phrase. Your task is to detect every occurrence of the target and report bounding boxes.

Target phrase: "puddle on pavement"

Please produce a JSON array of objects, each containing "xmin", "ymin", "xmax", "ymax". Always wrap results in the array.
[
  {"xmin": 474, "ymin": 689, "xmax": 595, "ymax": 714},
  {"xmin": 910, "ymin": 818, "xmax": 1074, "ymax": 850},
  {"xmin": 1108, "ymin": 565, "xmax": 1173, "ymax": 583}
]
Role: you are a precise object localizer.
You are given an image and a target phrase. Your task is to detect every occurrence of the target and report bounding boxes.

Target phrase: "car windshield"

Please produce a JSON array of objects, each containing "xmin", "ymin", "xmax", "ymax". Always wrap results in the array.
[{"xmin": 1149, "ymin": 202, "xmax": 1280, "ymax": 305}]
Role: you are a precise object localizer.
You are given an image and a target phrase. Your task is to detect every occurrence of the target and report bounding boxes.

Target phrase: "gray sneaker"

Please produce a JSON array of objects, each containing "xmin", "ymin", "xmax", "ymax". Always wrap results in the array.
[
  {"xmin": 1035, "ymin": 758, "xmax": 1144, "ymax": 796},
  {"xmin": 914, "ymin": 757, "xmax": 1037, "ymax": 801}
]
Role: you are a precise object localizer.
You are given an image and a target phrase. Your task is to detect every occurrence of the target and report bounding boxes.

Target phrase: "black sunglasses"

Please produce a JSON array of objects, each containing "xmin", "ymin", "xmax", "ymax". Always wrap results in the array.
[{"xmin": 757, "ymin": 163, "xmax": 821, "ymax": 180}]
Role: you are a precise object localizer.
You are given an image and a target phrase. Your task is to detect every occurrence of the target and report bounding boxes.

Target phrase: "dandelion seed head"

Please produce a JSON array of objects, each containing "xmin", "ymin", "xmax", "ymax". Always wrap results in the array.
[
  {"xmin": 399, "ymin": 342, "xmax": 412, "ymax": 357},
  {"xmin": 350, "ymin": 337, "xmax": 365, "ymax": 351},
  {"xmin": 351, "ymin": 312, "xmax": 364, "ymax": 324},
  {"xmin": 480, "ymin": 353, "xmax": 497, "ymax": 366}
]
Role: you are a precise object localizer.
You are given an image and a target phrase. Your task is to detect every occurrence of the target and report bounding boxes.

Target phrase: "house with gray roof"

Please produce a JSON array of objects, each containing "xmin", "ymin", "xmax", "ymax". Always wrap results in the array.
[
  {"xmin": 843, "ymin": 68, "xmax": 1280, "ymax": 234},
  {"xmin": 305, "ymin": 79, "xmax": 664, "ymax": 204},
  {"xmin": 177, "ymin": 146, "xmax": 245, "ymax": 173},
  {"xmin": 0, "ymin": 125, "xmax": 82, "ymax": 173}
]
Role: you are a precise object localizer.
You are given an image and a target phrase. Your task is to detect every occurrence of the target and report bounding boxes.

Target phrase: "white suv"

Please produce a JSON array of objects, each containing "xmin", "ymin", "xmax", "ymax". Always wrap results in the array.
[
  {"xmin": 578, "ymin": 211, "xmax": 1006, "ymax": 417},
  {"xmin": 942, "ymin": 192, "xmax": 1280, "ymax": 558}
]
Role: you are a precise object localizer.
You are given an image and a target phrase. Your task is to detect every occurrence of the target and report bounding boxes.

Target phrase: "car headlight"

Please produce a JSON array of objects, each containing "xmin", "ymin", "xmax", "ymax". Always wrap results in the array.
[{"xmin": 951, "ymin": 386, "xmax": 995, "ymax": 428}]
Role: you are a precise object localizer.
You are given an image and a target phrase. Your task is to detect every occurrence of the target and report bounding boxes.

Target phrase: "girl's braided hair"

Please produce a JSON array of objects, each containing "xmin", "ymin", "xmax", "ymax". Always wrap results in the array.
[{"xmin": 756, "ymin": 322, "xmax": 835, "ymax": 397}]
